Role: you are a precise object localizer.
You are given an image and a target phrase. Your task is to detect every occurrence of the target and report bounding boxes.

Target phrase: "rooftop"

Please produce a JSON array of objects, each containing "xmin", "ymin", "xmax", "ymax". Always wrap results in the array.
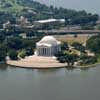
[
  {"xmin": 35, "ymin": 18, "xmax": 65, "ymax": 24},
  {"xmin": 37, "ymin": 36, "xmax": 61, "ymax": 46}
]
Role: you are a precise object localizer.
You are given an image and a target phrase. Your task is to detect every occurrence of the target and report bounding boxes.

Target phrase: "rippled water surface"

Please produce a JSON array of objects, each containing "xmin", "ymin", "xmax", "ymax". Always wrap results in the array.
[{"xmin": 0, "ymin": 64, "xmax": 100, "ymax": 100}]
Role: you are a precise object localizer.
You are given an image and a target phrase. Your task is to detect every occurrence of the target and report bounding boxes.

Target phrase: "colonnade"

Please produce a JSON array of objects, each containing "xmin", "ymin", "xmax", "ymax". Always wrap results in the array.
[
  {"xmin": 37, "ymin": 45, "xmax": 60, "ymax": 56},
  {"xmin": 38, "ymin": 47, "xmax": 52, "ymax": 56},
  {"xmin": 37, "ymin": 45, "xmax": 61, "ymax": 57}
]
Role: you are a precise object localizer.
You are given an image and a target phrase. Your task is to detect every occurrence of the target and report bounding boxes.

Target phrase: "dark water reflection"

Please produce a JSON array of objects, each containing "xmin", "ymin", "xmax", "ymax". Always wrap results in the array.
[{"xmin": 0, "ymin": 64, "xmax": 100, "ymax": 100}]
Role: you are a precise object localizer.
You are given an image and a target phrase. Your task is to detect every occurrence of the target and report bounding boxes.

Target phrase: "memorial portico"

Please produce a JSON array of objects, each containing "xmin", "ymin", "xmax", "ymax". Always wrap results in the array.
[{"xmin": 35, "ymin": 36, "xmax": 61, "ymax": 57}]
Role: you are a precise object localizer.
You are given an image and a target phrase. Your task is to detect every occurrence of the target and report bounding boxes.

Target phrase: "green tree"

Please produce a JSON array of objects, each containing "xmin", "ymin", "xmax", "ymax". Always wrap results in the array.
[
  {"xmin": 79, "ymin": 53, "xmax": 97, "ymax": 65},
  {"xmin": 0, "ymin": 44, "xmax": 6, "ymax": 61},
  {"xmin": 64, "ymin": 53, "xmax": 78, "ymax": 66},
  {"xmin": 8, "ymin": 49, "xmax": 18, "ymax": 60},
  {"xmin": 18, "ymin": 49, "xmax": 27, "ymax": 58},
  {"xmin": 6, "ymin": 37, "xmax": 23, "ymax": 50},
  {"xmin": 26, "ymin": 47, "xmax": 34, "ymax": 56},
  {"xmin": 56, "ymin": 51, "xmax": 78, "ymax": 66},
  {"xmin": 72, "ymin": 42, "xmax": 85, "ymax": 52},
  {"xmin": 61, "ymin": 42, "xmax": 69, "ymax": 51},
  {"xmin": 86, "ymin": 35, "xmax": 100, "ymax": 54}
]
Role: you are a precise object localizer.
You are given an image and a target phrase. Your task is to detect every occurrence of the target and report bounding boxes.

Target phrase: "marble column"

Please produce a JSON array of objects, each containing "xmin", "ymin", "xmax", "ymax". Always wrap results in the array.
[
  {"xmin": 46, "ymin": 48, "xmax": 48, "ymax": 56},
  {"xmin": 48, "ymin": 48, "xmax": 50, "ymax": 56},
  {"xmin": 49, "ymin": 48, "xmax": 51, "ymax": 56},
  {"xmin": 49, "ymin": 48, "xmax": 50, "ymax": 56},
  {"xmin": 39, "ymin": 48, "xmax": 40, "ymax": 56},
  {"xmin": 40, "ymin": 48, "xmax": 42, "ymax": 56},
  {"xmin": 51, "ymin": 47, "xmax": 52, "ymax": 56},
  {"xmin": 47, "ymin": 48, "xmax": 49, "ymax": 56},
  {"xmin": 38, "ymin": 48, "xmax": 40, "ymax": 56},
  {"xmin": 46, "ymin": 48, "xmax": 47, "ymax": 56},
  {"xmin": 42, "ymin": 48, "xmax": 44, "ymax": 56},
  {"xmin": 41, "ymin": 48, "xmax": 44, "ymax": 56},
  {"xmin": 43, "ymin": 48, "xmax": 45, "ymax": 56},
  {"xmin": 44, "ymin": 48, "xmax": 46, "ymax": 56}
]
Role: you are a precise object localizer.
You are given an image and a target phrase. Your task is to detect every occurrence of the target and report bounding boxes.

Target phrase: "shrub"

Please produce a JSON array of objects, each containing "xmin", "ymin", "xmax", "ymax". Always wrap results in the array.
[
  {"xmin": 79, "ymin": 54, "xmax": 97, "ymax": 65},
  {"xmin": 71, "ymin": 42, "xmax": 85, "ymax": 52},
  {"xmin": 61, "ymin": 42, "xmax": 69, "ymax": 51},
  {"xmin": 0, "ymin": 44, "xmax": 6, "ymax": 61},
  {"xmin": 18, "ymin": 49, "xmax": 27, "ymax": 58},
  {"xmin": 86, "ymin": 35, "xmax": 100, "ymax": 54},
  {"xmin": 8, "ymin": 50, "xmax": 18, "ymax": 60},
  {"xmin": 26, "ymin": 48, "xmax": 34, "ymax": 56}
]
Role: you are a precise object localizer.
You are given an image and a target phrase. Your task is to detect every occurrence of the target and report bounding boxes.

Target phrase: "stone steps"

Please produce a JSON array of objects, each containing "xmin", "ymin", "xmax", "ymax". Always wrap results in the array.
[
  {"xmin": 7, "ymin": 55, "xmax": 67, "ymax": 68},
  {"xmin": 20, "ymin": 56, "xmax": 59, "ymax": 63}
]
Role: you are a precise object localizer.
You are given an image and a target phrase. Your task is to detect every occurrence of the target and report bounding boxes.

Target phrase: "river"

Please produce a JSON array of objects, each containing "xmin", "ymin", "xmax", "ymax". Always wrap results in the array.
[{"xmin": 0, "ymin": 64, "xmax": 100, "ymax": 100}]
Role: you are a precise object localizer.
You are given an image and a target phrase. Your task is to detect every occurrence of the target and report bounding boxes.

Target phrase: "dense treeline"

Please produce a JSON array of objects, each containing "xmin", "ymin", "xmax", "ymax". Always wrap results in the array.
[
  {"xmin": 0, "ymin": 0, "xmax": 99, "ymax": 25},
  {"xmin": 0, "ymin": 30, "xmax": 41, "ymax": 61},
  {"xmin": 86, "ymin": 35, "xmax": 100, "ymax": 54},
  {"xmin": 86, "ymin": 35, "xmax": 100, "ymax": 63}
]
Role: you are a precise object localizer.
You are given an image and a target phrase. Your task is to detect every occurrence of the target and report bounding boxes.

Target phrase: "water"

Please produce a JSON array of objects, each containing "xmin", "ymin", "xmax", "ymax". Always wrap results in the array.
[{"xmin": 0, "ymin": 64, "xmax": 100, "ymax": 100}]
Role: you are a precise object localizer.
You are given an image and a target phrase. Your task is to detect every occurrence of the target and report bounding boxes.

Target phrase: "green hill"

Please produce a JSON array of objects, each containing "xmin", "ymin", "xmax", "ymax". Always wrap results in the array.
[
  {"xmin": 0, "ymin": 0, "xmax": 24, "ymax": 13},
  {"xmin": 0, "ymin": 0, "xmax": 49, "ymax": 14},
  {"xmin": 0, "ymin": 0, "xmax": 99, "ymax": 25}
]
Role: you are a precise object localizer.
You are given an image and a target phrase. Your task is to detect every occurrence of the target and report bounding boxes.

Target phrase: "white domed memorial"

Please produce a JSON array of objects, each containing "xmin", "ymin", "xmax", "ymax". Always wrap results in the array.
[{"xmin": 35, "ymin": 36, "xmax": 61, "ymax": 56}]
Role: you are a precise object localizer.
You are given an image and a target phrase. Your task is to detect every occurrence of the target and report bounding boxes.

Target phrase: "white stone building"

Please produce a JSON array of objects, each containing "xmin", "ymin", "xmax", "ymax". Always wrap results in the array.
[{"xmin": 35, "ymin": 36, "xmax": 61, "ymax": 57}]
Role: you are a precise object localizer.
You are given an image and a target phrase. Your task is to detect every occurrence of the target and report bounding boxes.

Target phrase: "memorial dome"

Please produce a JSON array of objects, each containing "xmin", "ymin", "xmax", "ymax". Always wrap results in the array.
[{"xmin": 37, "ymin": 36, "xmax": 60, "ymax": 46}]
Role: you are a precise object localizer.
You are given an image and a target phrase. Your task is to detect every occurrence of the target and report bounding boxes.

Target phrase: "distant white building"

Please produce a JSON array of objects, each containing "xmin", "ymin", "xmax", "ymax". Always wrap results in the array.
[
  {"xmin": 35, "ymin": 36, "xmax": 61, "ymax": 57},
  {"xmin": 34, "ymin": 18, "xmax": 65, "ymax": 29},
  {"xmin": 17, "ymin": 16, "xmax": 31, "ymax": 27},
  {"xmin": 35, "ymin": 18, "xmax": 65, "ymax": 24}
]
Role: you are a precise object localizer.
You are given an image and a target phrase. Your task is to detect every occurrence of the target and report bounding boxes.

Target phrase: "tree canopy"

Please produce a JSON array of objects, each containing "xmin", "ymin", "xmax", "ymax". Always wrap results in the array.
[{"xmin": 86, "ymin": 35, "xmax": 100, "ymax": 54}]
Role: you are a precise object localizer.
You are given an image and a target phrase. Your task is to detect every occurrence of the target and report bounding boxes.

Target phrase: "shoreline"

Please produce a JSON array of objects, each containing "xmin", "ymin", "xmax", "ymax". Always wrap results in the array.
[
  {"xmin": 5, "ymin": 55, "xmax": 100, "ymax": 69},
  {"xmin": 77, "ymin": 62, "xmax": 100, "ymax": 68},
  {"xmin": 6, "ymin": 63, "xmax": 99, "ymax": 69},
  {"xmin": 7, "ymin": 63, "xmax": 66, "ymax": 69},
  {"xmin": 6, "ymin": 60, "xmax": 100, "ymax": 69},
  {"xmin": 6, "ymin": 56, "xmax": 67, "ymax": 69}
]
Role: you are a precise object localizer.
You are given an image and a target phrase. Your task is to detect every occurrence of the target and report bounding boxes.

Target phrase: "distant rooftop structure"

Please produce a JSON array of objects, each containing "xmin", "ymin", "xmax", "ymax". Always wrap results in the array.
[{"xmin": 35, "ymin": 18, "xmax": 65, "ymax": 24}]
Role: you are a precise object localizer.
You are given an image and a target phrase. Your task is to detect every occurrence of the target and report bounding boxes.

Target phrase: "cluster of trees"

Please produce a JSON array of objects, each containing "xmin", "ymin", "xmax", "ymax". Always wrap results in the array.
[
  {"xmin": 86, "ymin": 35, "xmax": 100, "ymax": 54},
  {"xmin": 56, "ymin": 41, "xmax": 98, "ymax": 66},
  {"xmin": 79, "ymin": 53, "xmax": 97, "ymax": 65},
  {"xmin": 6, "ymin": 37, "xmax": 41, "ymax": 60},
  {"xmin": 71, "ymin": 42, "xmax": 85, "ymax": 53},
  {"xmin": 56, "ymin": 51, "xmax": 78, "ymax": 66},
  {"xmin": 50, "ymin": 7, "xmax": 98, "ymax": 25},
  {"xmin": 0, "ymin": 0, "xmax": 99, "ymax": 26},
  {"xmin": 0, "ymin": 35, "xmax": 41, "ymax": 61},
  {"xmin": 21, "ymin": 0, "xmax": 99, "ymax": 25}
]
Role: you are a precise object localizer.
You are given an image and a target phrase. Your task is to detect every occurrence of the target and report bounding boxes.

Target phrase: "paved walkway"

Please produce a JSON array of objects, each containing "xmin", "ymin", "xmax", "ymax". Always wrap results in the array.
[{"xmin": 7, "ymin": 55, "xmax": 67, "ymax": 69}]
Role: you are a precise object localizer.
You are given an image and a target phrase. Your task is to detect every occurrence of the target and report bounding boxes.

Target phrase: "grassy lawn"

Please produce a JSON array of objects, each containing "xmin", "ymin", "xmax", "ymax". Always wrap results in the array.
[{"xmin": 55, "ymin": 35, "xmax": 89, "ymax": 44}]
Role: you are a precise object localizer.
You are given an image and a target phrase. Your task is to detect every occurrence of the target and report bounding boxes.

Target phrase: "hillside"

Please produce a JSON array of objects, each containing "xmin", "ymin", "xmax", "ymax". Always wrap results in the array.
[
  {"xmin": 0, "ymin": 0, "xmax": 50, "ymax": 14},
  {"xmin": 0, "ymin": 0, "xmax": 24, "ymax": 13},
  {"xmin": 0, "ymin": 0, "xmax": 99, "ymax": 25}
]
